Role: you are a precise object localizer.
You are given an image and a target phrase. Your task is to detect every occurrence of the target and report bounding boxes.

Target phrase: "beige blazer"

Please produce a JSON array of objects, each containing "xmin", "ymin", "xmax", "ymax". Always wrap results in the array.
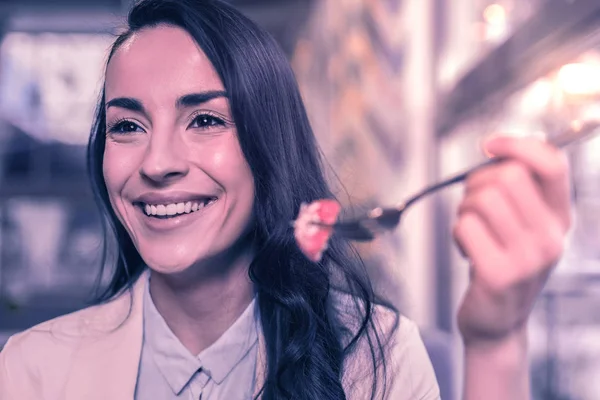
[{"xmin": 0, "ymin": 272, "xmax": 440, "ymax": 400}]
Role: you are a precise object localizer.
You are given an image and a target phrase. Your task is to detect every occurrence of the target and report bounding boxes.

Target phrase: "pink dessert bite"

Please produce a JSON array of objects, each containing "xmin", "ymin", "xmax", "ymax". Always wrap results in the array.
[{"xmin": 293, "ymin": 199, "xmax": 341, "ymax": 262}]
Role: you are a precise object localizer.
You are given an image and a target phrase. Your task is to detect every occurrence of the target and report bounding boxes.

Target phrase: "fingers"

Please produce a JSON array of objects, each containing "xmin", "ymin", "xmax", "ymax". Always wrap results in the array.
[
  {"xmin": 454, "ymin": 135, "xmax": 571, "ymax": 344},
  {"xmin": 483, "ymin": 136, "xmax": 572, "ymax": 230},
  {"xmin": 456, "ymin": 181, "xmax": 552, "ymax": 280},
  {"xmin": 454, "ymin": 202, "xmax": 562, "ymax": 293},
  {"xmin": 454, "ymin": 136, "xmax": 571, "ymax": 282},
  {"xmin": 465, "ymin": 161, "xmax": 563, "ymax": 238},
  {"xmin": 453, "ymin": 212, "xmax": 506, "ymax": 286},
  {"xmin": 458, "ymin": 185, "xmax": 523, "ymax": 248}
]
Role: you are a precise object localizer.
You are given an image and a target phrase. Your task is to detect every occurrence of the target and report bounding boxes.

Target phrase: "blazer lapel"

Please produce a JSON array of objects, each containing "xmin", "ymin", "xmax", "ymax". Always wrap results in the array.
[{"xmin": 62, "ymin": 272, "xmax": 147, "ymax": 400}]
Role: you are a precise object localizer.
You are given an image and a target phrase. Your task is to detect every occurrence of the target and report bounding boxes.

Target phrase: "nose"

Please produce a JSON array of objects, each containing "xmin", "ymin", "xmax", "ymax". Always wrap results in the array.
[{"xmin": 139, "ymin": 130, "xmax": 189, "ymax": 184}]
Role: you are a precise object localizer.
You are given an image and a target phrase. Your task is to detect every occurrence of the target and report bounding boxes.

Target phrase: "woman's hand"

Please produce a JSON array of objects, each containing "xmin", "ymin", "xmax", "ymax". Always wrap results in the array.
[{"xmin": 453, "ymin": 136, "xmax": 572, "ymax": 399}]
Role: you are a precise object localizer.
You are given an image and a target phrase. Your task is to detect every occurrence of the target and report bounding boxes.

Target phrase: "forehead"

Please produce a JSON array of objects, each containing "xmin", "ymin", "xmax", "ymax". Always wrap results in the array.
[{"xmin": 105, "ymin": 24, "xmax": 224, "ymax": 99}]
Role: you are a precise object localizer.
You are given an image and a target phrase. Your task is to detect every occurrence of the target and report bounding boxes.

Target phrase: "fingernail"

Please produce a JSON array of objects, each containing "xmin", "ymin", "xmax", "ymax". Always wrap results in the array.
[
  {"xmin": 479, "ymin": 134, "xmax": 501, "ymax": 158},
  {"xmin": 483, "ymin": 144, "xmax": 496, "ymax": 158}
]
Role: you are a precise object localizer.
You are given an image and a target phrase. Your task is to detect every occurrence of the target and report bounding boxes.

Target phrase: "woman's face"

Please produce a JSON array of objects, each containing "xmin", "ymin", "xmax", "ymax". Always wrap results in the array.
[{"xmin": 103, "ymin": 25, "xmax": 255, "ymax": 274}]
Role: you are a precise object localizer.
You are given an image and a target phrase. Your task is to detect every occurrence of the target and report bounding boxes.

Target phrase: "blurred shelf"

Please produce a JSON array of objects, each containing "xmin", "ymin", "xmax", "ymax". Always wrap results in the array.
[
  {"xmin": 437, "ymin": 0, "xmax": 600, "ymax": 137},
  {"xmin": 0, "ymin": 180, "xmax": 94, "ymax": 200}
]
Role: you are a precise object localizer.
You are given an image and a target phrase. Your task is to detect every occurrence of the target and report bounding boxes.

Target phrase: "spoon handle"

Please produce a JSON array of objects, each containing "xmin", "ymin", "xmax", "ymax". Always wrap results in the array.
[
  {"xmin": 401, "ymin": 158, "xmax": 497, "ymax": 210},
  {"xmin": 402, "ymin": 120, "xmax": 600, "ymax": 211}
]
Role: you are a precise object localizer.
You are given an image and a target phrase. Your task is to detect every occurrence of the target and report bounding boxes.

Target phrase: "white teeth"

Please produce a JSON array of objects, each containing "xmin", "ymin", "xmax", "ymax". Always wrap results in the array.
[
  {"xmin": 142, "ymin": 199, "xmax": 215, "ymax": 217},
  {"xmin": 166, "ymin": 204, "xmax": 177, "ymax": 216}
]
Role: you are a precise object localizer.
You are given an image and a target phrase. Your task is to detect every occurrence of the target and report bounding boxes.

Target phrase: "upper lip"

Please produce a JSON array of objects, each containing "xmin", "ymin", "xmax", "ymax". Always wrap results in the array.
[{"xmin": 133, "ymin": 191, "xmax": 218, "ymax": 205}]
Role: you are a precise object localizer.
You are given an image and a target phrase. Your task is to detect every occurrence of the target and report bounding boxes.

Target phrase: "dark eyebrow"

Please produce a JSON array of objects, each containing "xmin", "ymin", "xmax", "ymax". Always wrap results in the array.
[
  {"xmin": 176, "ymin": 90, "xmax": 228, "ymax": 108},
  {"xmin": 105, "ymin": 97, "xmax": 145, "ymax": 113},
  {"xmin": 105, "ymin": 90, "xmax": 228, "ymax": 114}
]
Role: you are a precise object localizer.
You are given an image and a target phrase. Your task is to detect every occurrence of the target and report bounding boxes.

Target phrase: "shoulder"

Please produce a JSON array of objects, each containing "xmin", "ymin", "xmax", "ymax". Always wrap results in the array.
[
  {"xmin": 0, "ymin": 289, "xmax": 136, "ymax": 397},
  {"xmin": 2, "ymin": 274, "xmax": 147, "ymax": 354},
  {"xmin": 3, "ymin": 288, "xmax": 134, "ymax": 351},
  {"xmin": 331, "ymin": 290, "xmax": 440, "ymax": 400},
  {"xmin": 0, "ymin": 305, "xmax": 97, "ymax": 399},
  {"xmin": 329, "ymin": 289, "xmax": 413, "ymax": 344},
  {"xmin": 383, "ymin": 315, "xmax": 441, "ymax": 399}
]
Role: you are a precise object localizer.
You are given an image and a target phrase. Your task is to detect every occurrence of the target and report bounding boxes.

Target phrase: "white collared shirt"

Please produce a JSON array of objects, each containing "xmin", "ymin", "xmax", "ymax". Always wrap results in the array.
[{"xmin": 134, "ymin": 277, "xmax": 259, "ymax": 400}]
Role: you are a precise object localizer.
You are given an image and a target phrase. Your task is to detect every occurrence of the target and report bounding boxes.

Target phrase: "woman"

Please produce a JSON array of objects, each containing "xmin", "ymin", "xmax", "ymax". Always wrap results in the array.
[{"xmin": 0, "ymin": 0, "xmax": 571, "ymax": 399}]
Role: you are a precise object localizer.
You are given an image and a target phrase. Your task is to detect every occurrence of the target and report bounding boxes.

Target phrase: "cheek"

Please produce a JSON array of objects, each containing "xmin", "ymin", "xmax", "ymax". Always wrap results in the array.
[
  {"xmin": 102, "ymin": 144, "xmax": 137, "ymax": 191},
  {"xmin": 208, "ymin": 138, "xmax": 254, "ymax": 192},
  {"xmin": 102, "ymin": 145, "xmax": 142, "ymax": 220},
  {"xmin": 214, "ymin": 142, "xmax": 255, "ymax": 223}
]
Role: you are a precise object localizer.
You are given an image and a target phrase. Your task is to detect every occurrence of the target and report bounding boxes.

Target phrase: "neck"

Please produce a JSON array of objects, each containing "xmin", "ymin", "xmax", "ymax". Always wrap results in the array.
[{"xmin": 148, "ymin": 243, "xmax": 256, "ymax": 355}]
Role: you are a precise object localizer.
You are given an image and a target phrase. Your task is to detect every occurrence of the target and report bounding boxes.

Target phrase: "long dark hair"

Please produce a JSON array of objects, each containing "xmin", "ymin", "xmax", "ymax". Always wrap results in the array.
[{"xmin": 87, "ymin": 0, "xmax": 389, "ymax": 398}]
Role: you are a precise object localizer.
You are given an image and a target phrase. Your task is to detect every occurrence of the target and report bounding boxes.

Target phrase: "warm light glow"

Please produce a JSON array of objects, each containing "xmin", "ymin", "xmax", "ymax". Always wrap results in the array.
[
  {"xmin": 483, "ymin": 4, "xmax": 507, "ymax": 25},
  {"xmin": 571, "ymin": 119, "xmax": 583, "ymax": 132},
  {"xmin": 579, "ymin": 103, "xmax": 600, "ymax": 123},
  {"xmin": 482, "ymin": 4, "xmax": 509, "ymax": 43},
  {"xmin": 557, "ymin": 63, "xmax": 600, "ymax": 96},
  {"xmin": 521, "ymin": 78, "xmax": 553, "ymax": 113}
]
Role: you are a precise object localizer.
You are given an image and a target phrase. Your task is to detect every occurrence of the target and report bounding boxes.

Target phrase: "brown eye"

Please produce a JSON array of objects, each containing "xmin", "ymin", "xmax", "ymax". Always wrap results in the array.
[
  {"xmin": 189, "ymin": 114, "xmax": 226, "ymax": 129},
  {"xmin": 108, "ymin": 120, "xmax": 143, "ymax": 134}
]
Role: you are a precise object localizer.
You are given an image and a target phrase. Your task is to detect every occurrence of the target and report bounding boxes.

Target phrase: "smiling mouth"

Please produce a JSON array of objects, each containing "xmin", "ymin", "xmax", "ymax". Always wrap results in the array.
[{"xmin": 135, "ymin": 197, "xmax": 217, "ymax": 219}]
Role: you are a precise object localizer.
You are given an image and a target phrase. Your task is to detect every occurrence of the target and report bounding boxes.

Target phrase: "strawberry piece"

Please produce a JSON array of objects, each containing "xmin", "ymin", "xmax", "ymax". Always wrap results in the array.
[
  {"xmin": 293, "ymin": 199, "xmax": 341, "ymax": 262},
  {"xmin": 315, "ymin": 199, "xmax": 341, "ymax": 224}
]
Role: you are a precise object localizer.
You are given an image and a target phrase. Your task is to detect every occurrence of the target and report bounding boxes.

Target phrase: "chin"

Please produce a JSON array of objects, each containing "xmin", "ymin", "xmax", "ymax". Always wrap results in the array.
[
  {"xmin": 131, "ymin": 223, "xmax": 256, "ymax": 277},
  {"xmin": 136, "ymin": 241, "xmax": 208, "ymax": 276},
  {"xmin": 144, "ymin": 259, "xmax": 192, "ymax": 275},
  {"xmin": 137, "ymin": 240, "xmax": 234, "ymax": 277}
]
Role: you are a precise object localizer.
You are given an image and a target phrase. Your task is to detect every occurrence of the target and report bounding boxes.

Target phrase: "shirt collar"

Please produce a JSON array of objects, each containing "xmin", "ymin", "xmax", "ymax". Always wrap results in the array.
[{"xmin": 143, "ymin": 274, "xmax": 259, "ymax": 394}]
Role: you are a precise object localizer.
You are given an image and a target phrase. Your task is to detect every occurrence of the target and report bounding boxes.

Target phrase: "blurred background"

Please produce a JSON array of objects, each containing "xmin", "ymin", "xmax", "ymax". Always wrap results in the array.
[{"xmin": 1, "ymin": 0, "xmax": 600, "ymax": 399}]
